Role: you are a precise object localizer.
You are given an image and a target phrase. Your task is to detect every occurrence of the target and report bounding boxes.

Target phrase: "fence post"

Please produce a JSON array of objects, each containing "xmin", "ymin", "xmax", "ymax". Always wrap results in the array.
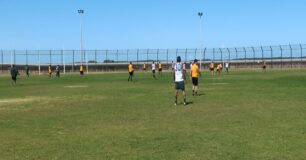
[
  {"xmin": 261, "ymin": 46, "xmax": 264, "ymax": 62},
  {"xmin": 63, "ymin": 50, "xmax": 66, "ymax": 74},
  {"xmin": 13, "ymin": 50, "xmax": 16, "ymax": 65},
  {"xmin": 137, "ymin": 49, "xmax": 139, "ymax": 68},
  {"xmin": 300, "ymin": 44, "xmax": 303, "ymax": 68},
  {"xmin": 72, "ymin": 50, "xmax": 75, "ymax": 72},
  {"xmin": 185, "ymin": 48, "xmax": 187, "ymax": 62},
  {"xmin": 219, "ymin": 48, "xmax": 223, "ymax": 64},
  {"xmin": 0, "ymin": 50, "xmax": 2, "ymax": 73},
  {"xmin": 226, "ymin": 48, "xmax": 231, "ymax": 63},
  {"xmin": 251, "ymin": 47, "xmax": 255, "ymax": 68},
  {"xmin": 289, "ymin": 44, "xmax": 293, "ymax": 68},
  {"xmin": 26, "ymin": 50, "xmax": 28, "ymax": 65},
  {"xmin": 213, "ymin": 48, "xmax": 215, "ymax": 62},
  {"xmin": 38, "ymin": 50, "xmax": 41, "ymax": 75},
  {"xmin": 146, "ymin": 49, "xmax": 149, "ymax": 63},
  {"xmin": 203, "ymin": 48, "xmax": 206, "ymax": 70},
  {"xmin": 280, "ymin": 46, "xmax": 283, "ymax": 69},
  {"xmin": 270, "ymin": 46, "xmax": 273, "ymax": 69},
  {"xmin": 235, "ymin": 48, "xmax": 238, "ymax": 68},
  {"xmin": 166, "ymin": 49, "xmax": 169, "ymax": 65},
  {"xmin": 49, "ymin": 50, "xmax": 52, "ymax": 65},
  {"xmin": 194, "ymin": 48, "xmax": 197, "ymax": 61},
  {"xmin": 157, "ymin": 49, "xmax": 159, "ymax": 62},
  {"xmin": 95, "ymin": 50, "xmax": 97, "ymax": 72},
  {"xmin": 85, "ymin": 50, "xmax": 88, "ymax": 74},
  {"xmin": 125, "ymin": 49, "xmax": 128, "ymax": 63},
  {"xmin": 243, "ymin": 47, "xmax": 247, "ymax": 68},
  {"xmin": 176, "ymin": 49, "xmax": 178, "ymax": 58},
  {"xmin": 106, "ymin": 50, "xmax": 108, "ymax": 64}
]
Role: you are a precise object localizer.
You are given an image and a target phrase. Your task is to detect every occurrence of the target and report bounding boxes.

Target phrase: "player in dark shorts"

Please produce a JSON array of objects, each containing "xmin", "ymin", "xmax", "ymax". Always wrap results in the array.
[
  {"xmin": 158, "ymin": 61, "xmax": 163, "ymax": 76},
  {"xmin": 10, "ymin": 65, "xmax": 19, "ymax": 85},
  {"xmin": 190, "ymin": 59, "xmax": 200, "ymax": 96},
  {"xmin": 25, "ymin": 65, "xmax": 30, "ymax": 78},
  {"xmin": 152, "ymin": 61, "xmax": 157, "ymax": 80},
  {"xmin": 262, "ymin": 60, "xmax": 266, "ymax": 72},
  {"xmin": 56, "ymin": 65, "xmax": 60, "ymax": 78},
  {"xmin": 143, "ymin": 63, "xmax": 147, "ymax": 73},
  {"xmin": 173, "ymin": 56, "xmax": 187, "ymax": 106},
  {"xmin": 128, "ymin": 62, "xmax": 134, "ymax": 82},
  {"xmin": 80, "ymin": 65, "xmax": 84, "ymax": 76}
]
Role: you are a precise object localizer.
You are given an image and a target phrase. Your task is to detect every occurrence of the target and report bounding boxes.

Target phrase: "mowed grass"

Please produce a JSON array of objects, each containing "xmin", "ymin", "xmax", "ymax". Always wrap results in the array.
[{"xmin": 0, "ymin": 69, "xmax": 306, "ymax": 160}]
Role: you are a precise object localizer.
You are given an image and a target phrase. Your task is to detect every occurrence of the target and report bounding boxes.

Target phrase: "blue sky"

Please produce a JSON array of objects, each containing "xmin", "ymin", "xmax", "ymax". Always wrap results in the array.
[{"xmin": 1, "ymin": 0, "xmax": 306, "ymax": 50}]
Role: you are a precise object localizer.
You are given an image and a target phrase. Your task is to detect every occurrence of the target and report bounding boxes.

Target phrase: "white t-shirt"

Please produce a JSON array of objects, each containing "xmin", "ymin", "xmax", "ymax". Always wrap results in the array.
[
  {"xmin": 225, "ymin": 63, "xmax": 229, "ymax": 68},
  {"xmin": 152, "ymin": 63, "xmax": 156, "ymax": 70},
  {"xmin": 174, "ymin": 63, "xmax": 184, "ymax": 82}
]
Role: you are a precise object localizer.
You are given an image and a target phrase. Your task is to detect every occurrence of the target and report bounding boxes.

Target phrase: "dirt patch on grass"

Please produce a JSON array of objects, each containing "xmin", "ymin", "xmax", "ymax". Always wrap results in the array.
[{"xmin": 64, "ymin": 85, "xmax": 88, "ymax": 88}]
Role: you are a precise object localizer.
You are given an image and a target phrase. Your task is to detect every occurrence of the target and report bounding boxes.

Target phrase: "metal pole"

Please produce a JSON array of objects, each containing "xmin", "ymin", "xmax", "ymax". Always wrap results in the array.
[
  {"xmin": 185, "ymin": 48, "xmax": 187, "ymax": 62},
  {"xmin": 26, "ymin": 50, "xmax": 28, "ymax": 65},
  {"xmin": 219, "ymin": 48, "xmax": 223, "ymax": 64},
  {"xmin": 289, "ymin": 44, "xmax": 293, "ymax": 68},
  {"xmin": 106, "ymin": 50, "xmax": 108, "ymax": 63},
  {"xmin": 252, "ymin": 47, "xmax": 255, "ymax": 68},
  {"xmin": 198, "ymin": 12, "xmax": 204, "ymax": 71},
  {"xmin": 280, "ymin": 45, "xmax": 283, "ymax": 69},
  {"xmin": 49, "ymin": 50, "xmax": 52, "ymax": 65},
  {"xmin": 243, "ymin": 47, "xmax": 247, "ymax": 68},
  {"xmin": 227, "ymin": 48, "xmax": 230, "ymax": 63},
  {"xmin": 157, "ymin": 49, "xmax": 159, "ymax": 62},
  {"xmin": 14, "ymin": 50, "xmax": 16, "ymax": 65},
  {"xmin": 78, "ymin": 10, "xmax": 84, "ymax": 66},
  {"xmin": 126, "ymin": 49, "xmax": 129, "ymax": 63},
  {"xmin": 63, "ymin": 49, "xmax": 66, "ymax": 74},
  {"xmin": 137, "ymin": 49, "xmax": 139, "ymax": 66},
  {"xmin": 203, "ymin": 48, "xmax": 206, "ymax": 70},
  {"xmin": 235, "ymin": 48, "xmax": 238, "ymax": 68},
  {"xmin": 270, "ymin": 46, "xmax": 273, "ymax": 69},
  {"xmin": 38, "ymin": 50, "xmax": 41, "ymax": 75},
  {"xmin": 95, "ymin": 50, "xmax": 97, "ymax": 72},
  {"xmin": 147, "ymin": 49, "xmax": 149, "ymax": 63},
  {"xmin": 300, "ymin": 44, "xmax": 303, "ymax": 68},
  {"xmin": 72, "ymin": 50, "xmax": 75, "ymax": 72},
  {"xmin": 0, "ymin": 50, "xmax": 2, "ymax": 73},
  {"xmin": 261, "ymin": 46, "xmax": 264, "ymax": 61},
  {"xmin": 166, "ymin": 49, "xmax": 169, "ymax": 65}
]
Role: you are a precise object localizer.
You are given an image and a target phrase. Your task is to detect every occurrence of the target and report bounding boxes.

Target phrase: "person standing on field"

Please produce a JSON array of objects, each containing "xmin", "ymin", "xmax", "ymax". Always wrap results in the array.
[
  {"xmin": 80, "ymin": 65, "xmax": 84, "ymax": 76},
  {"xmin": 191, "ymin": 59, "xmax": 200, "ymax": 96},
  {"xmin": 10, "ymin": 65, "xmax": 19, "ymax": 85},
  {"xmin": 209, "ymin": 61, "xmax": 215, "ymax": 77},
  {"xmin": 25, "ymin": 65, "xmax": 30, "ymax": 78},
  {"xmin": 152, "ymin": 61, "xmax": 157, "ymax": 80},
  {"xmin": 56, "ymin": 65, "xmax": 60, "ymax": 78},
  {"xmin": 128, "ymin": 62, "xmax": 134, "ymax": 82},
  {"xmin": 225, "ymin": 62, "xmax": 229, "ymax": 73},
  {"xmin": 158, "ymin": 61, "xmax": 163, "ymax": 76},
  {"xmin": 143, "ymin": 63, "xmax": 147, "ymax": 73},
  {"xmin": 48, "ymin": 65, "xmax": 52, "ymax": 78},
  {"xmin": 173, "ymin": 56, "xmax": 187, "ymax": 106}
]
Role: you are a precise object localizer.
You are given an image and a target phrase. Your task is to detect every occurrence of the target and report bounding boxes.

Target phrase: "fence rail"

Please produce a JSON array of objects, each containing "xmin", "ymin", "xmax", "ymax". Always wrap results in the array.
[{"xmin": 1, "ymin": 44, "xmax": 306, "ymax": 74}]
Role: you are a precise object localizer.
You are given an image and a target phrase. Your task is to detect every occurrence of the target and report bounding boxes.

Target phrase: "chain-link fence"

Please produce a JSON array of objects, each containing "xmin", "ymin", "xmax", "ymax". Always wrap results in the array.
[{"xmin": 1, "ymin": 44, "xmax": 305, "ymax": 74}]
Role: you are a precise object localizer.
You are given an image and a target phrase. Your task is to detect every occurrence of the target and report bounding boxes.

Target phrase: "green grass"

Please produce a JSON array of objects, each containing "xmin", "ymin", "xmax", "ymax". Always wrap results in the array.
[{"xmin": 0, "ymin": 69, "xmax": 306, "ymax": 160}]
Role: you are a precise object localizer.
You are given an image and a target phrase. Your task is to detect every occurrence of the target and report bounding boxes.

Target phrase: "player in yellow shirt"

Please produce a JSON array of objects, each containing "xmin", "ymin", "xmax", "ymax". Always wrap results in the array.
[
  {"xmin": 143, "ymin": 63, "xmax": 147, "ymax": 73},
  {"xmin": 158, "ymin": 61, "xmax": 162, "ymax": 75},
  {"xmin": 262, "ymin": 60, "xmax": 266, "ymax": 72},
  {"xmin": 190, "ymin": 59, "xmax": 200, "ymax": 96},
  {"xmin": 216, "ymin": 64, "xmax": 221, "ymax": 75},
  {"xmin": 80, "ymin": 65, "xmax": 84, "ymax": 76},
  {"xmin": 209, "ymin": 61, "xmax": 214, "ymax": 77},
  {"xmin": 48, "ymin": 65, "xmax": 52, "ymax": 78},
  {"xmin": 128, "ymin": 62, "xmax": 134, "ymax": 82}
]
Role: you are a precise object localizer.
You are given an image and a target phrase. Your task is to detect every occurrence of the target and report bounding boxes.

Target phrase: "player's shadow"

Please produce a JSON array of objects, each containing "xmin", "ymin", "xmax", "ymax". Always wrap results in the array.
[{"xmin": 186, "ymin": 101, "xmax": 193, "ymax": 105}]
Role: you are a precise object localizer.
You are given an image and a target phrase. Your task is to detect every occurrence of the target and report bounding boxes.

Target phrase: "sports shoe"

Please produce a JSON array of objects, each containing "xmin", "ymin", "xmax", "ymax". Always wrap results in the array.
[
  {"xmin": 174, "ymin": 103, "xmax": 177, "ymax": 106},
  {"xmin": 183, "ymin": 102, "xmax": 187, "ymax": 106}
]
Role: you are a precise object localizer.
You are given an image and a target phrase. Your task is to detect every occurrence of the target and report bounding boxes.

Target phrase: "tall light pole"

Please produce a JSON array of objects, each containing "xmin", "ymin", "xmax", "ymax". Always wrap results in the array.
[
  {"xmin": 198, "ymin": 12, "xmax": 204, "ymax": 70},
  {"xmin": 78, "ymin": 9, "xmax": 84, "ymax": 66}
]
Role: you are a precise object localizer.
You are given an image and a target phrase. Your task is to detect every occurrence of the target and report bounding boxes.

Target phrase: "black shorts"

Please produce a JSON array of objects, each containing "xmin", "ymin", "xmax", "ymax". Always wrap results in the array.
[
  {"xmin": 210, "ymin": 68, "xmax": 214, "ymax": 71},
  {"xmin": 263, "ymin": 66, "xmax": 266, "ymax": 69},
  {"xmin": 143, "ymin": 68, "xmax": 146, "ymax": 71},
  {"xmin": 80, "ymin": 71, "xmax": 84, "ymax": 75},
  {"xmin": 159, "ymin": 68, "xmax": 162, "ymax": 72},
  {"xmin": 152, "ymin": 70, "xmax": 155, "ymax": 74},
  {"xmin": 129, "ymin": 71, "xmax": 134, "ymax": 76},
  {"xmin": 175, "ymin": 81, "xmax": 185, "ymax": 90},
  {"xmin": 192, "ymin": 77, "xmax": 198, "ymax": 86},
  {"xmin": 11, "ymin": 76, "xmax": 17, "ymax": 81}
]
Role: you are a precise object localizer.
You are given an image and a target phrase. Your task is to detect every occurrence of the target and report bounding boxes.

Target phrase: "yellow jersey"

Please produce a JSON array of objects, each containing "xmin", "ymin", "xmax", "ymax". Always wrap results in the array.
[
  {"xmin": 158, "ymin": 63, "xmax": 162, "ymax": 69},
  {"xmin": 191, "ymin": 64, "xmax": 199, "ymax": 78},
  {"xmin": 210, "ymin": 63, "xmax": 214, "ymax": 69},
  {"xmin": 128, "ymin": 64, "xmax": 134, "ymax": 72},
  {"xmin": 80, "ymin": 66, "xmax": 83, "ymax": 72},
  {"xmin": 48, "ymin": 66, "xmax": 52, "ymax": 73},
  {"xmin": 143, "ymin": 64, "xmax": 146, "ymax": 69}
]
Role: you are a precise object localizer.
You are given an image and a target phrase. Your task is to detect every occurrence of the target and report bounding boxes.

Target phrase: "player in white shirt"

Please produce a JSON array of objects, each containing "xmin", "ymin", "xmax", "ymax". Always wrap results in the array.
[
  {"xmin": 225, "ymin": 62, "xmax": 229, "ymax": 73},
  {"xmin": 173, "ymin": 56, "xmax": 187, "ymax": 106},
  {"xmin": 152, "ymin": 61, "xmax": 157, "ymax": 79}
]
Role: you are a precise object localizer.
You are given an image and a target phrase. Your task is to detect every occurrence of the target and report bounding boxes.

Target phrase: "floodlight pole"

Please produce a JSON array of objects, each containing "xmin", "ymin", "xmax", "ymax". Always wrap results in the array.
[
  {"xmin": 78, "ymin": 9, "xmax": 84, "ymax": 66},
  {"xmin": 198, "ymin": 12, "xmax": 204, "ymax": 70}
]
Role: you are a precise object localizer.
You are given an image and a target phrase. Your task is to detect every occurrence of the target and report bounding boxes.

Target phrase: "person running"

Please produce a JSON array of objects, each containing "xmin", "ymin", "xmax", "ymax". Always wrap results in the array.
[
  {"xmin": 209, "ymin": 61, "xmax": 215, "ymax": 77},
  {"xmin": 216, "ymin": 64, "xmax": 222, "ymax": 76},
  {"xmin": 262, "ymin": 60, "xmax": 266, "ymax": 72},
  {"xmin": 158, "ymin": 61, "xmax": 162, "ymax": 76},
  {"xmin": 48, "ymin": 65, "xmax": 52, "ymax": 78},
  {"xmin": 225, "ymin": 62, "xmax": 229, "ymax": 73},
  {"xmin": 190, "ymin": 59, "xmax": 200, "ymax": 96},
  {"xmin": 128, "ymin": 62, "xmax": 134, "ymax": 82},
  {"xmin": 25, "ymin": 65, "xmax": 30, "ymax": 78},
  {"xmin": 10, "ymin": 65, "xmax": 19, "ymax": 85},
  {"xmin": 173, "ymin": 56, "xmax": 187, "ymax": 106},
  {"xmin": 143, "ymin": 63, "xmax": 147, "ymax": 73},
  {"xmin": 80, "ymin": 65, "xmax": 84, "ymax": 76},
  {"xmin": 56, "ymin": 65, "xmax": 60, "ymax": 78},
  {"xmin": 152, "ymin": 61, "xmax": 157, "ymax": 80}
]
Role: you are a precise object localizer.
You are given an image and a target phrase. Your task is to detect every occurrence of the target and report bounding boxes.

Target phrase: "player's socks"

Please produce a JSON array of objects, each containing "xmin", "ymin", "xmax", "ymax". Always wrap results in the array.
[{"xmin": 183, "ymin": 98, "xmax": 187, "ymax": 105}]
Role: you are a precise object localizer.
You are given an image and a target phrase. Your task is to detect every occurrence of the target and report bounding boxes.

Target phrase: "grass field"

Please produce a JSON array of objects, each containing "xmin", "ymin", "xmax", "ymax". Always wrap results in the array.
[{"xmin": 0, "ymin": 69, "xmax": 306, "ymax": 160}]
